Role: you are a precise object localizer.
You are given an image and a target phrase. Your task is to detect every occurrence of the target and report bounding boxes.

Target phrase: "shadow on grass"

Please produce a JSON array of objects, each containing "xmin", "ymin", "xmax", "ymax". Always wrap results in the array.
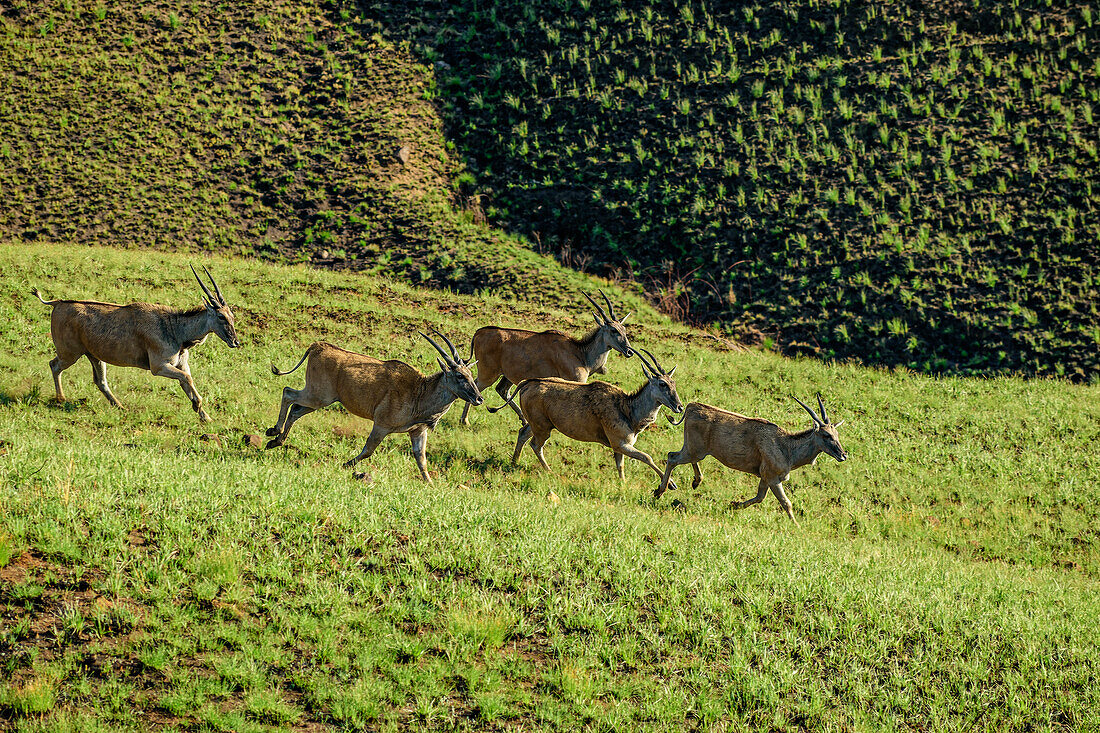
[
  {"xmin": 431, "ymin": 446, "xmax": 518, "ymax": 476},
  {"xmin": 0, "ymin": 385, "xmax": 87, "ymax": 412}
]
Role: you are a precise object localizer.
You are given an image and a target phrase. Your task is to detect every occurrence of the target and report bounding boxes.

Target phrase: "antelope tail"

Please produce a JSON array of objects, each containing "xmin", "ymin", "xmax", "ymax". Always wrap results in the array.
[
  {"xmin": 486, "ymin": 384, "xmax": 521, "ymax": 415},
  {"xmin": 271, "ymin": 349, "xmax": 310, "ymax": 376},
  {"xmin": 666, "ymin": 411, "xmax": 688, "ymax": 426},
  {"xmin": 32, "ymin": 288, "xmax": 55, "ymax": 306}
]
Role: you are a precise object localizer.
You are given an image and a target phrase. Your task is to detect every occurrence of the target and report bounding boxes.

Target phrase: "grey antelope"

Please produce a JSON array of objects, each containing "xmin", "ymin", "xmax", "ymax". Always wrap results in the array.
[
  {"xmin": 460, "ymin": 290, "xmax": 634, "ymax": 425},
  {"xmin": 655, "ymin": 395, "xmax": 848, "ymax": 525},
  {"xmin": 265, "ymin": 330, "xmax": 484, "ymax": 482},
  {"xmin": 502, "ymin": 348, "xmax": 683, "ymax": 484},
  {"xmin": 33, "ymin": 266, "xmax": 240, "ymax": 422}
]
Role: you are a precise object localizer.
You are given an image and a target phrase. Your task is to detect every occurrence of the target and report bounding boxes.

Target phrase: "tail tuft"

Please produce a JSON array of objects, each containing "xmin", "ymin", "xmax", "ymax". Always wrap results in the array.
[
  {"xmin": 486, "ymin": 384, "xmax": 521, "ymax": 415},
  {"xmin": 32, "ymin": 288, "xmax": 51, "ymax": 305},
  {"xmin": 270, "ymin": 347, "xmax": 311, "ymax": 376},
  {"xmin": 666, "ymin": 412, "xmax": 688, "ymax": 426}
]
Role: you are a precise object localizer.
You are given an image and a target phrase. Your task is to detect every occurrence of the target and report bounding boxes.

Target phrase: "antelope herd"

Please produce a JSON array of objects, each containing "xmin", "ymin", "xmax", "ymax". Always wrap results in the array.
[{"xmin": 31, "ymin": 267, "xmax": 848, "ymax": 522}]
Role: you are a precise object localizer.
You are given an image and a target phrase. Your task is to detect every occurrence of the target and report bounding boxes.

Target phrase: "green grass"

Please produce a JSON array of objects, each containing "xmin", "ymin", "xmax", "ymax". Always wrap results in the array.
[
  {"xmin": 2, "ymin": 0, "xmax": 1098, "ymax": 382},
  {"xmin": 2, "ymin": 243, "xmax": 1099, "ymax": 730},
  {"xmin": 0, "ymin": 0, "xmax": 602, "ymax": 308},
  {"xmin": 374, "ymin": 0, "xmax": 1100, "ymax": 379}
]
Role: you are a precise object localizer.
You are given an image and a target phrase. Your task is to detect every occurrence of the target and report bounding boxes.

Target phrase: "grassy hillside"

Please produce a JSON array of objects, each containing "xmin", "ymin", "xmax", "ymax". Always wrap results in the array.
[
  {"xmin": 0, "ymin": 0, "xmax": 600, "ymax": 304},
  {"xmin": 372, "ymin": 0, "xmax": 1100, "ymax": 380},
  {"xmin": 3, "ymin": 1, "xmax": 1098, "ymax": 382},
  {"xmin": 2, "ymin": 243, "xmax": 1099, "ymax": 730}
]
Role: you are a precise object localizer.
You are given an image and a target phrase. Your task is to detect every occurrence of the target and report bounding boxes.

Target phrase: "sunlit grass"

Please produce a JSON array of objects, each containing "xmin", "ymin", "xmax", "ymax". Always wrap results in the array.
[{"xmin": 1, "ymin": 243, "xmax": 1098, "ymax": 730}]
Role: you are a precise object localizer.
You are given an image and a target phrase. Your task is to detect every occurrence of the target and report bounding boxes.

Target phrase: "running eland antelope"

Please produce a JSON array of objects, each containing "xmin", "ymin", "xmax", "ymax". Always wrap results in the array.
[
  {"xmin": 265, "ymin": 330, "xmax": 484, "ymax": 482},
  {"xmin": 32, "ymin": 265, "xmax": 240, "ymax": 422},
  {"xmin": 459, "ymin": 290, "xmax": 634, "ymax": 425},
  {"xmin": 501, "ymin": 348, "xmax": 683, "ymax": 484},
  {"xmin": 655, "ymin": 395, "xmax": 848, "ymax": 524}
]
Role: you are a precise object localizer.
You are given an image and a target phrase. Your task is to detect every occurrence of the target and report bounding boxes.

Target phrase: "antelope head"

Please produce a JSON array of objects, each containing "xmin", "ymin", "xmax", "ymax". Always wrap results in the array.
[
  {"xmin": 637, "ymin": 348, "xmax": 683, "ymax": 414},
  {"xmin": 191, "ymin": 264, "xmax": 240, "ymax": 348},
  {"xmin": 421, "ymin": 329, "xmax": 485, "ymax": 406},
  {"xmin": 793, "ymin": 394, "xmax": 848, "ymax": 462},
  {"xmin": 583, "ymin": 289, "xmax": 634, "ymax": 358}
]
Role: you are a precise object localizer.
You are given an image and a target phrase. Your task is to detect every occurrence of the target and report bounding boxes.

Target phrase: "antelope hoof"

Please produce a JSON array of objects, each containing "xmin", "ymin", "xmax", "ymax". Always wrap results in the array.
[
  {"xmin": 265, "ymin": 426, "xmax": 280, "ymax": 436},
  {"xmin": 265, "ymin": 437, "xmax": 283, "ymax": 450},
  {"xmin": 341, "ymin": 459, "xmax": 358, "ymax": 469}
]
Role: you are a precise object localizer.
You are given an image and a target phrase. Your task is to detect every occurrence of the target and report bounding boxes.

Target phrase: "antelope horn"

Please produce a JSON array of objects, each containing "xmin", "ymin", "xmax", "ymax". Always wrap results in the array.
[
  {"xmin": 599, "ymin": 289, "xmax": 618, "ymax": 321},
  {"xmin": 430, "ymin": 327, "xmax": 462, "ymax": 363},
  {"xmin": 793, "ymin": 396, "xmax": 824, "ymax": 426},
  {"xmin": 639, "ymin": 347, "xmax": 667, "ymax": 374},
  {"xmin": 203, "ymin": 265, "xmax": 226, "ymax": 305},
  {"xmin": 582, "ymin": 291, "xmax": 610, "ymax": 323},
  {"xmin": 190, "ymin": 264, "xmax": 217, "ymax": 306},
  {"xmin": 635, "ymin": 347, "xmax": 659, "ymax": 376},
  {"xmin": 817, "ymin": 393, "xmax": 830, "ymax": 424},
  {"xmin": 419, "ymin": 331, "xmax": 456, "ymax": 367}
]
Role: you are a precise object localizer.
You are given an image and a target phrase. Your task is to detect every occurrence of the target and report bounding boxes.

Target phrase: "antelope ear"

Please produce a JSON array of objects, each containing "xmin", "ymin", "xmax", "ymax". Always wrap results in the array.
[
  {"xmin": 833, "ymin": 420, "xmax": 845, "ymax": 428},
  {"xmin": 619, "ymin": 311, "xmax": 632, "ymax": 324},
  {"xmin": 437, "ymin": 357, "xmax": 449, "ymax": 372},
  {"xmin": 466, "ymin": 359, "xmax": 477, "ymax": 369},
  {"xmin": 668, "ymin": 365, "xmax": 676, "ymax": 376},
  {"xmin": 593, "ymin": 313, "xmax": 604, "ymax": 327}
]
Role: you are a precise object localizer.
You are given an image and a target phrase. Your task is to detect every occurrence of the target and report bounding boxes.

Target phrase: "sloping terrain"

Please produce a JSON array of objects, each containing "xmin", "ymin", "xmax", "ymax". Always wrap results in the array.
[
  {"xmin": 3, "ymin": 1, "xmax": 1098, "ymax": 380},
  {"xmin": 1, "ymin": 243, "xmax": 1099, "ymax": 730},
  {"xmin": 371, "ymin": 0, "xmax": 1100, "ymax": 379},
  {"xmin": 0, "ymin": 0, "xmax": 600, "ymax": 304}
]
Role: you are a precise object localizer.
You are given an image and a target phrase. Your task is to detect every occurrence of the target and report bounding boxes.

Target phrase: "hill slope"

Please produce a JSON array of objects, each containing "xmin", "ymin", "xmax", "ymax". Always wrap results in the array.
[
  {"xmin": 0, "ymin": 0, "xmax": 603, "ymax": 305},
  {"xmin": 1, "ymin": 243, "xmax": 1099, "ymax": 730},
  {"xmin": 3, "ymin": 0, "xmax": 1098, "ymax": 380},
  {"xmin": 372, "ymin": 0, "xmax": 1100, "ymax": 379}
]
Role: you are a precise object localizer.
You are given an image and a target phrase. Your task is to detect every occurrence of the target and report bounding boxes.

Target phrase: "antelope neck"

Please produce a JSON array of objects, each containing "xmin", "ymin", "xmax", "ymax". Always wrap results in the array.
[
  {"xmin": 627, "ymin": 384, "xmax": 663, "ymax": 432},
  {"xmin": 415, "ymin": 370, "xmax": 461, "ymax": 418},
  {"xmin": 780, "ymin": 429, "xmax": 822, "ymax": 470},
  {"xmin": 168, "ymin": 308, "xmax": 217, "ymax": 350}
]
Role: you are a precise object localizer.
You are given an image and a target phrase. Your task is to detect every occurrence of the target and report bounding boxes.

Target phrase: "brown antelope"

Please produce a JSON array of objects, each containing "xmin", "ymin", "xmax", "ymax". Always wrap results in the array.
[
  {"xmin": 265, "ymin": 330, "xmax": 484, "ymax": 482},
  {"xmin": 459, "ymin": 290, "xmax": 634, "ymax": 425},
  {"xmin": 503, "ymin": 348, "xmax": 683, "ymax": 484},
  {"xmin": 655, "ymin": 396, "xmax": 848, "ymax": 524},
  {"xmin": 32, "ymin": 266, "xmax": 240, "ymax": 422}
]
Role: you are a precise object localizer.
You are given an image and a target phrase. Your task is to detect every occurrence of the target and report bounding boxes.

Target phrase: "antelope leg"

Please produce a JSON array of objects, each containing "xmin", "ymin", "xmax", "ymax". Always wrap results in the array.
[
  {"xmin": 343, "ymin": 424, "xmax": 388, "ymax": 469},
  {"xmin": 409, "ymin": 426, "xmax": 431, "ymax": 482},
  {"xmin": 769, "ymin": 482, "xmax": 798, "ymax": 525},
  {"xmin": 615, "ymin": 444, "xmax": 674, "ymax": 488},
  {"xmin": 733, "ymin": 478, "xmax": 770, "ymax": 510},
  {"xmin": 512, "ymin": 424, "xmax": 533, "ymax": 464},
  {"xmin": 87, "ymin": 356, "xmax": 123, "ymax": 408},
  {"xmin": 151, "ymin": 360, "xmax": 208, "ymax": 421}
]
